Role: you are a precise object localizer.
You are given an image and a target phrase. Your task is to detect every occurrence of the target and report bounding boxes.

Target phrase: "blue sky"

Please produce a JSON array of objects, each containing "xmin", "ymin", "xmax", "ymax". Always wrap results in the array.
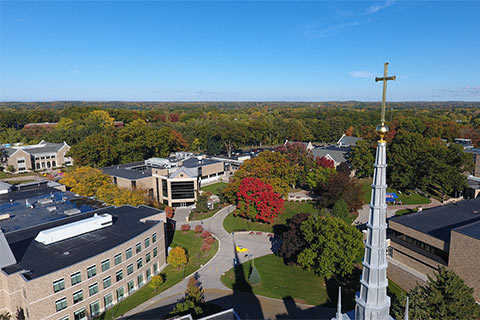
[{"xmin": 1, "ymin": 1, "xmax": 479, "ymax": 101}]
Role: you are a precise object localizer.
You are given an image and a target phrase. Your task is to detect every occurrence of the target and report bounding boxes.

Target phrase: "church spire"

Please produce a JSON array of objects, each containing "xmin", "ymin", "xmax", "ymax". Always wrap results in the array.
[
  {"xmin": 354, "ymin": 63, "xmax": 395, "ymax": 320},
  {"xmin": 404, "ymin": 296, "xmax": 409, "ymax": 320}
]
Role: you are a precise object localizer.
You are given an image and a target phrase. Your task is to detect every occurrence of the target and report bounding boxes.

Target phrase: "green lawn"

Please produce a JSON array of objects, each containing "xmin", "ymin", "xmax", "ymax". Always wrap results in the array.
[
  {"xmin": 220, "ymin": 254, "xmax": 328, "ymax": 305},
  {"xmin": 98, "ymin": 231, "xmax": 218, "ymax": 320},
  {"xmin": 359, "ymin": 179, "xmax": 430, "ymax": 205},
  {"xmin": 395, "ymin": 208, "xmax": 418, "ymax": 216},
  {"xmin": 189, "ymin": 203, "xmax": 222, "ymax": 221},
  {"xmin": 3, "ymin": 179, "xmax": 37, "ymax": 185},
  {"xmin": 201, "ymin": 182, "xmax": 228, "ymax": 195},
  {"xmin": 223, "ymin": 201, "xmax": 319, "ymax": 233}
]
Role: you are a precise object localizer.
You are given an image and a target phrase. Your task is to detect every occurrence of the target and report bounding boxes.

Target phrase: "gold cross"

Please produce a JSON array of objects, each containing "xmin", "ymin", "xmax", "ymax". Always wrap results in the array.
[{"xmin": 375, "ymin": 62, "xmax": 396, "ymax": 124}]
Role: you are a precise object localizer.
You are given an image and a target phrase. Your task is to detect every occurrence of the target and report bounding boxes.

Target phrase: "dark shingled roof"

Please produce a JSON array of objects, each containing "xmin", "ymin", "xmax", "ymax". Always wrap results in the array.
[
  {"xmin": 389, "ymin": 197, "xmax": 480, "ymax": 243},
  {"xmin": 2, "ymin": 205, "xmax": 162, "ymax": 279}
]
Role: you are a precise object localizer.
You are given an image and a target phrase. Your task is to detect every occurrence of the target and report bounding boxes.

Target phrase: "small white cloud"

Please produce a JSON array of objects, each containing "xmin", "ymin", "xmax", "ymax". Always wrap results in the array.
[
  {"xmin": 347, "ymin": 71, "xmax": 375, "ymax": 78},
  {"xmin": 366, "ymin": 0, "xmax": 397, "ymax": 15},
  {"xmin": 439, "ymin": 85, "xmax": 480, "ymax": 96}
]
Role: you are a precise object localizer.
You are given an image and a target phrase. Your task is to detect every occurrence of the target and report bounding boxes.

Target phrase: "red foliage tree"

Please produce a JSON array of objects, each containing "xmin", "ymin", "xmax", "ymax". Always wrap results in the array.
[
  {"xmin": 316, "ymin": 156, "xmax": 335, "ymax": 169},
  {"xmin": 169, "ymin": 113, "xmax": 179, "ymax": 122},
  {"xmin": 194, "ymin": 225, "xmax": 204, "ymax": 233},
  {"xmin": 181, "ymin": 224, "xmax": 191, "ymax": 231},
  {"xmin": 201, "ymin": 230, "xmax": 211, "ymax": 238},
  {"xmin": 236, "ymin": 177, "xmax": 285, "ymax": 224}
]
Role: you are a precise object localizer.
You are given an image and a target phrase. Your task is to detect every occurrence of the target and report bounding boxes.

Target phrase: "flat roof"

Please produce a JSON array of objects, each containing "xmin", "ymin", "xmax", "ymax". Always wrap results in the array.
[
  {"xmin": 389, "ymin": 197, "xmax": 480, "ymax": 243},
  {"xmin": 182, "ymin": 158, "xmax": 221, "ymax": 168},
  {"xmin": 454, "ymin": 220, "xmax": 480, "ymax": 240},
  {"xmin": 102, "ymin": 162, "xmax": 153, "ymax": 180},
  {"xmin": 2, "ymin": 205, "xmax": 163, "ymax": 280},
  {"xmin": 0, "ymin": 186, "xmax": 104, "ymax": 233}
]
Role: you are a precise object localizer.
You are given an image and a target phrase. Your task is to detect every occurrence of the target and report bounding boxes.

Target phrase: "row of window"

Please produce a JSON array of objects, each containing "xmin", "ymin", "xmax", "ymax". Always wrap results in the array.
[
  {"xmin": 52, "ymin": 233, "xmax": 158, "ymax": 294},
  {"xmin": 34, "ymin": 155, "xmax": 56, "ymax": 160},
  {"xmin": 56, "ymin": 263, "xmax": 158, "ymax": 319}
]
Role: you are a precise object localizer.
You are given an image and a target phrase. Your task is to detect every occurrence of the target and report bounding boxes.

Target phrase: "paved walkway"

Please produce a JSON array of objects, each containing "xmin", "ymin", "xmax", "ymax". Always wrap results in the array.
[
  {"xmin": 354, "ymin": 197, "xmax": 443, "ymax": 225},
  {"xmin": 121, "ymin": 205, "xmax": 289, "ymax": 319}
]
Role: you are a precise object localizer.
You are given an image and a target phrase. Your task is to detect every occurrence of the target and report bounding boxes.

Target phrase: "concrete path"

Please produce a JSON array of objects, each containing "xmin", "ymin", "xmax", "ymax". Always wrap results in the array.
[
  {"xmin": 354, "ymin": 197, "xmax": 443, "ymax": 225},
  {"xmin": 121, "ymin": 205, "xmax": 287, "ymax": 319}
]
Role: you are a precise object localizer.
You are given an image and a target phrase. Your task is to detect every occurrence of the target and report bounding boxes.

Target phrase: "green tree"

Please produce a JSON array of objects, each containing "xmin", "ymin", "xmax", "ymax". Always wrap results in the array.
[
  {"xmin": 248, "ymin": 265, "xmax": 261, "ymax": 285},
  {"xmin": 297, "ymin": 216, "xmax": 363, "ymax": 279},
  {"xmin": 349, "ymin": 140, "xmax": 375, "ymax": 178},
  {"xmin": 392, "ymin": 267, "xmax": 480, "ymax": 320},
  {"xmin": 332, "ymin": 199, "xmax": 350, "ymax": 223}
]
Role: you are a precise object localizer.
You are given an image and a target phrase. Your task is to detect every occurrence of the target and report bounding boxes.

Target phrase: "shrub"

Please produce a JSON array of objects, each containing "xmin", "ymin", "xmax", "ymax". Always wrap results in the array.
[
  {"xmin": 204, "ymin": 236, "xmax": 215, "ymax": 245},
  {"xmin": 165, "ymin": 206, "xmax": 174, "ymax": 218},
  {"xmin": 181, "ymin": 224, "xmax": 191, "ymax": 231},
  {"xmin": 200, "ymin": 243, "xmax": 211, "ymax": 252},
  {"xmin": 248, "ymin": 265, "xmax": 261, "ymax": 285},
  {"xmin": 201, "ymin": 230, "xmax": 211, "ymax": 238},
  {"xmin": 194, "ymin": 225, "xmax": 204, "ymax": 233}
]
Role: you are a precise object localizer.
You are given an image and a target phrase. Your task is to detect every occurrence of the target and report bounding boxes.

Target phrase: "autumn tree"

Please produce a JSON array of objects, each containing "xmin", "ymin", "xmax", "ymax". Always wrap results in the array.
[
  {"xmin": 236, "ymin": 177, "xmax": 285, "ymax": 224},
  {"xmin": 278, "ymin": 213, "xmax": 311, "ymax": 264},
  {"xmin": 149, "ymin": 275, "xmax": 164, "ymax": 292},
  {"xmin": 170, "ymin": 276, "xmax": 205, "ymax": 318},
  {"xmin": 167, "ymin": 246, "xmax": 188, "ymax": 269},
  {"xmin": 276, "ymin": 142, "xmax": 316, "ymax": 188},
  {"xmin": 297, "ymin": 216, "xmax": 363, "ymax": 279},
  {"xmin": 224, "ymin": 151, "xmax": 295, "ymax": 203},
  {"xmin": 60, "ymin": 166, "xmax": 111, "ymax": 197},
  {"xmin": 316, "ymin": 172, "xmax": 363, "ymax": 212},
  {"xmin": 391, "ymin": 267, "xmax": 480, "ymax": 320},
  {"xmin": 349, "ymin": 140, "xmax": 375, "ymax": 178}
]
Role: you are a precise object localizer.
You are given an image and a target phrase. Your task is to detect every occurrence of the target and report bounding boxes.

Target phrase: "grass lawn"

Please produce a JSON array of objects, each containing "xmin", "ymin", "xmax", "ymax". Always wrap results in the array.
[
  {"xmin": 201, "ymin": 182, "xmax": 228, "ymax": 195},
  {"xmin": 395, "ymin": 208, "xmax": 418, "ymax": 216},
  {"xmin": 220, "ymin": 254, "xmax": 328, "ymax": 306},
  {"xmin": 3, "ymin": 179, "xmax": 37, "ymax": 185},
  {"xmin": 189, "ymin": 203, "xmax": 223, "ymax": 221},
  {"xmin": 223, "ymin": 201, "xmax": 319, "ymax": 233},
  {"xmin": 359, "ymin": 179, "xmax": 430, "ymax": 205},
  {"xmin": 98, "ymin": 231, "xmax": 218, "ymax": 320}
]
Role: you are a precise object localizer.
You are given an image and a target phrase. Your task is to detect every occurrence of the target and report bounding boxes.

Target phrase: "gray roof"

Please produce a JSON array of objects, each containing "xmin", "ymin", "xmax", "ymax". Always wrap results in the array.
[
  {"xmin": 0, "ymin": 231, "xmax": 16, "ymax": 269},
  {"xmin": 20, "ymin": 142, "xmax": 67, "ymax": 155},
  {"xmin": 0, "ymin": 181, "xmax": 13, "ymax": 192},
  {"xmin": 0, "ymin": 147, "xmax": 17, "ymax": 157},
  {"xmin": 337, "ymin": 135, "xmax": 362, "ymax": 147},
  {"xmin": 182, "ymin": 158, "xmax": 221, "ymax": 168},
  {"xmin": 102, "ymin": 162, "xmax": 153, "ymax": 180},
  {"xmin": 390, "ymin": 197, "xmax": 480, "ymax": 243},
  {"xmin": 311, "ymin": 147, "xmax": 349, "ymax": 163},
  {"xmin": 169, "ymin": 166, "xmax": 198, "ymax": 179},
  {"xmin": 454, "ymin": 221, "xmax": 480, "ymax": 240},
  {"xmin": 3, "ymin": 205, "xmax": 162, "ymax": 279}
]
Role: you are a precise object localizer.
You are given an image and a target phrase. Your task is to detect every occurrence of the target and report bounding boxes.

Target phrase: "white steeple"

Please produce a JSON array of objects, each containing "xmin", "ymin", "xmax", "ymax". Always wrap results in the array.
[{"xmin": 332, "ymin": 287, "xmax": 350, "ymax": 320}]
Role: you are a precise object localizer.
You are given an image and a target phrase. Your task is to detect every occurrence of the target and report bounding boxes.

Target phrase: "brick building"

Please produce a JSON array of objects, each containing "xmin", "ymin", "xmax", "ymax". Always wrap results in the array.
[
  {"xmin": 388, "ymin": 197, "xmax": 480, "ymax": 300},
  {"xmin": 1, "ymin": 140, "xmax": 73, "ymax": 172},
  {"xmin": 0, "ymin": 205, "xmax": 166, "ymax": 320}
]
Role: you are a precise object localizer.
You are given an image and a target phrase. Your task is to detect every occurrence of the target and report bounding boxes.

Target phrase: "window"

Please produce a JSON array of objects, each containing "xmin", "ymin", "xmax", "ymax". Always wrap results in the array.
[
  {"xmin": 55, "ymin": 297, "xmax": 67, "ymax": 312},
  {"xmin": 59, "ymin": 315, "xmax": 69, "ymax": 320},
  {"xmin": 153, "ymin": 262, "xmax": 158, "ymax": 274},
  {"xmin": 104, "ymin": 293, "xmax": 113, "ymax": 309},
  {"xmin": 126, "ymin": 247, "xmax": 133, "ymax": 259},
  {"xmin": 127, "ymin": 280, "xmax": 135, "ymax": 294},
  {"xmin": 127, "ymin": 264, "xmax": 134, "ymax": 275},
  {"xmin": 162, "ymin": 179, "xmax": 168, "ymax": 197},
  {"xmin": 87, "ymin": 265, "xmax": 97, "ymax": 278},
  {"xmin": 17, "ymin": 159, "xmax": 25, "ymax": 164},
  {"xmin": 137, "ymin": 258, "xmax": 143, "ymax": 269},
  {"xmin": 116, "ymin": 287, "xmax": 125, "ymax": 301},
  {"xmin": 71, "ymin": 272, "xmax": 81, "ymax": 286},
  {"xmin": 146, "ymin": 268, "xmax": 152, "ymax": 281},
  {"xmin": 137, "ymin": 274, "xmax": 144, "ymax": 287},
  {"xmin": 114, "ymin": 253, "xmax": 122, "ymax": 265},
  {"xmin": 89, "ymin": 283, "xmax": 99, "ymax": 296},
  {"xmin": 101, "ymin": 259, "xmax": 110, "ymax": 272},
  {"xmin": 145, "ymin": 237, "xmax": 150, "ymax": 248},
  {"xmin": 103, "ymin": 276, "xmax": 112, "ymax": 289},
  {"xmin": 53, "ymin": 279, "xmax": 65, "ymax": 293},
  {"xmin": 74, "ymin": 308, "xmax": 86, "ymax": 320},
  {"xmin": 116, "ymin": 270, "xmax": 123, "ymax": 282},
  {"xmin": 131, "ymin": 180, "xmax": 137, "ymax": 189},
  {"xmin": 146, "ymin": 252, "xmax": 151, "ymax": 263},
  {"xmin": 113, "ymin": 176, "xmax": 117, "ymax": 185},
  {"xmin": 73, "ymin": 290, "xmax": 83, "ymax": 304},
  {"xmin": 171, "ymin": 181, "xmax": 195, "ymax": 199},
  {"xmin": 136, "ymin": 242, "xmax": 142, "ymax": 254},
  {"xmin": 153, "ymin": 247, "xmax": 158, "ymax": 258},
  {"xmin": 152, "ymin": 233, "xmax": 157, "ymax": 243},
  {"xmin": 89, "ymin": 301, "xmax": 100, "ymax": 317}
]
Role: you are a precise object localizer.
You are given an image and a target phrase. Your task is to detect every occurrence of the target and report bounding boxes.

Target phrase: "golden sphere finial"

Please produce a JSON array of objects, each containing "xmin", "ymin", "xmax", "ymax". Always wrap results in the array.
[{"xmin": 376, "ymin": 122, "xmax": 389, "ymax": 141}]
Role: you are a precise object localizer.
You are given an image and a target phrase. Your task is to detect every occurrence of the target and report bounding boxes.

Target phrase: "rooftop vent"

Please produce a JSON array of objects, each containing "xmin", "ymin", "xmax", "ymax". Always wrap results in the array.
[{"xmin": 35, "ymin": 213, "xmax": 112, "ymax": 245}]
